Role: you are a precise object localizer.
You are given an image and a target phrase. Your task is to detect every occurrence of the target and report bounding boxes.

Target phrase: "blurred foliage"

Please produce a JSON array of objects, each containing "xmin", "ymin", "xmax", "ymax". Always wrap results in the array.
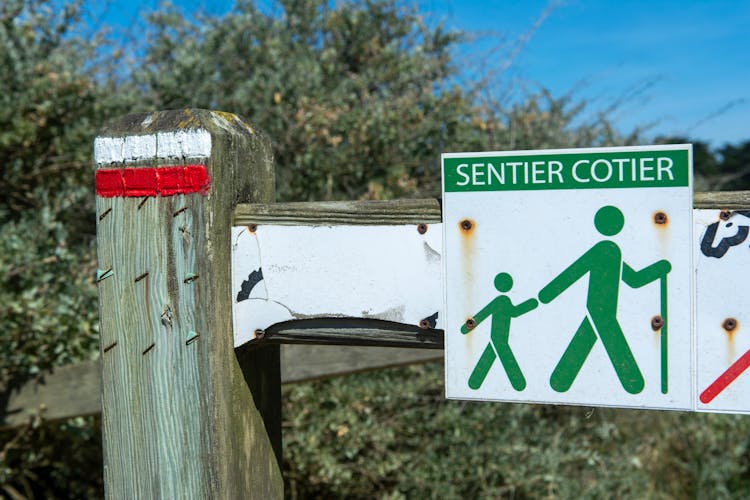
[
  {"xmin": 657, "ymin": 136, "xmax": 750, "ymax": 191},
  {"xmin": 1, "ymin": 0, "xmax": 749, "ymax": 498},
  {"xmin": 283, "ymin": 363, "xmax": 750, "ymax": 499}
]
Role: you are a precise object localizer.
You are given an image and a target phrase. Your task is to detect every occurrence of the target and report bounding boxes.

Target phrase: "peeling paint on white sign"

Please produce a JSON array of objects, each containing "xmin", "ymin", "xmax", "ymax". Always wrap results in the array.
[{"xmin": 231, "ymin": 224, "xmax": 443, "ymax": 348}]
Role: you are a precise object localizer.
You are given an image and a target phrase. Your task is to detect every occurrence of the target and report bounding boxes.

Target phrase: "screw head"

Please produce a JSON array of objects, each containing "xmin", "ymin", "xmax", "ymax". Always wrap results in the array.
[
  {"xmin": 460, "ymin": 219, "xmax": 473, "ymax": 231},
  {"xmin": 248, "ymin": 224, "xmax": 258, "ymax": 233},
  {"xmin": 651, "ymin": 315, "xmax": 664, "ymax": 331},
  {"xmin": 719, "ymin": 210, "xmax": 732, "ymax": 221},
  {"xmin": 419, "ymin": 319, "xmax": 430, "ymax": 329},
  {"xmin": 723, "ymin": 318, "xmax": 738, "ymax": 332},
  {"xmin": 465, "ymin": 318, "xmax": 476, "ymax": 331},
  {"xmin": 654, "ymin": 212, "xmax": 668, "ymax": 225},
  {"xmin": 417, "ymin": 223, "xmax": 428, "ymax": 234}
]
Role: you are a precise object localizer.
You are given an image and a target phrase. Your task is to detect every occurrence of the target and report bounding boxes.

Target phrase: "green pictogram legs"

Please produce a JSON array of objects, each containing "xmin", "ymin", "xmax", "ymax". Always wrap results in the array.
[{"xmin": 463, "ymin": 206, "xmax": 671, "ymax": 394}]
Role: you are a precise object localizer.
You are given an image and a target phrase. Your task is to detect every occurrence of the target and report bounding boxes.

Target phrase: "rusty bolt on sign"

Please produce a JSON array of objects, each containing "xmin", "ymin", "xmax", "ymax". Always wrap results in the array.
[
  {"xmin": 418, "ymin": 319, "xmax": 431, "ymax": 329},
  {"xmin": 723, "ymin": 318, "xmax": 738, "ymax": 332},
  {"xmin": 719, "ymin": 210, "xmax": 732, "ymax": 221},
  {"xmin": 651, "ymin": 315, "xmax": 664, "ymax": 331},
  {"xmin": 248, "ymin": 224, "xmax": 258, "ymax": 233},
  {"xmin": 417, "ymin": 223, "xmax": 428, "ymax": 234},
  {"xmin": 465, "ymin": 317, "xmax": 477, "ymax": 331},
  {"xmin": 460, "ymin": 219, "xmax": 473, "ymax": 231},
  {"xmin": 653, "ymin": 211, "xmax": 668, "ymax": 225}
]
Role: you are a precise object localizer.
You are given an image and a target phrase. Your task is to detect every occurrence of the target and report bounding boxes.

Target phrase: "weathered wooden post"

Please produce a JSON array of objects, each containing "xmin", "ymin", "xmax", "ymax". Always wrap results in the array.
[{"xmin": 94, "ymin": 109, "xmax": 282, "ymax": 498}]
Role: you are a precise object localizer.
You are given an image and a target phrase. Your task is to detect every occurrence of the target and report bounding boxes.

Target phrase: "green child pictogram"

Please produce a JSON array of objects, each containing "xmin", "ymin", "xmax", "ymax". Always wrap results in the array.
[
  {"xmin": 461, "ymin": 272, "xmax": 538, "ymax": 391},
  {"xmin": 538, "ymin": 205, "xmax": 671, "ymax": 394}
]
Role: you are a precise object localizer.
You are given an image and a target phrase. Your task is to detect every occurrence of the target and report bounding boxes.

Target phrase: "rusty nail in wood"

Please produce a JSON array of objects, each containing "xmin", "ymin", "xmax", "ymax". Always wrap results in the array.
[
  {"xmin": 248, "ymin": 224, "xmax": 258, "ymax": 233},
  {"xmin": 134, "ymin": 272, "xmax": 149, "ymax": 282},
  {"xmin": 103, "ymin": 341, "xmax": 118, "ymax": 353},
  {"xmin": 183, "ymin": 274, "xmax": 199, "ymax": 284},
  {"xmin": 654, "ymin": 212, "xmax": 668, "ymax": 225},
  {"xmin": 173, "ymin": 206, "xmax": 189, "ymax": 217},
  {"xmin": 185, "ymin": 334, "xmax": 200, "ymax": 346},
  {"xmin": 142, "ymin": 342, "xmax": 155, "ymax": 355},
  {"xmin": 723, "ymin": 318, "xmax": 738, "ymax": 332},
  {"xmin": 465, "ymin": 318, "xmax": 476, "ymax": 331},
  {"xmin": 137, "ymin": 196, "xmax": 150, "ymax": 210},
  {"xmin": 460, "ymin": 219, "xmax": 473, "ymax": 231},
  {"xmin": 96, "ymin": 267, "xmax": 113, "ymax": 283},
  {"xmin": 419, "ymin": 319, "xmax": 430, "ymax": 329},
  {"xmin": 651, "ymin": 315, "xmax": 664, "ymax": 331},
  {"xmin": 417, "ymin": 223, "xmax": 428, "ymax": 234},
  {"xmin": 719, "ymin": 210, "xmax": 732, "ymax": 221},
  {"xmin": 98, "ymin": 208, "xmax": 112, "ymax": 221}
]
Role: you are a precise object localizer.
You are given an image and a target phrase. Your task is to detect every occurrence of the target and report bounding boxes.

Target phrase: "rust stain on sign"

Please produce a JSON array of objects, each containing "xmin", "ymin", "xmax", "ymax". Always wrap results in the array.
[
  {"xmin": 653, "ymin": 211, "xmax": 668, "ymax": 226},
  {"xmin": 459, "ymin": 218, "xmax": 477, "ymax": 353},
  {"xmin": 723, "ymin": 318, "xmax": 740, "ymax": 363}
]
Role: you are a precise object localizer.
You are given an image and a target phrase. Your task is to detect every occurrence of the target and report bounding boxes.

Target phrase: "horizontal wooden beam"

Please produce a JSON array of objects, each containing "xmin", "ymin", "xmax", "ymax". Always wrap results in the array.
[
  {"xmin": 694, "ymin": 190, "xmax": 750, "ymax": 209},
  {"xmin": 2, "ymin": 360, "xmax": 101, "ymax": 428},
  {"xmin": 1, "ymin": 346, "xmax": 442, "ymax": 428},
  {"xmin": 233, "ymin": 191, "xmax": 750, "ymax": 226},
  {"xmin": 234, "ymin": 198, "xmax": 442, "ymax": 225}
]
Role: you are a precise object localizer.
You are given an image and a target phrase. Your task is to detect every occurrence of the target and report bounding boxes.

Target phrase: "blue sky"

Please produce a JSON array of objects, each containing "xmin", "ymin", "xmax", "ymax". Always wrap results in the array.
[
  {"xmin": 423, "ymin": 0, "xmax": 749, "ymax": 147},
  {"xmin": 92, "ymin": 0, "xmax": 749, "ymax": 147}
]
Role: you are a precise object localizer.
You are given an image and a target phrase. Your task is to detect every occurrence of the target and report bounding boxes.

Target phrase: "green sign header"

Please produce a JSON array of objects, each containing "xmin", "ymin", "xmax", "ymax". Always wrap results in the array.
[{"xmin": 443, "ymin": 148, "xmax": 690, "ymax": 192}]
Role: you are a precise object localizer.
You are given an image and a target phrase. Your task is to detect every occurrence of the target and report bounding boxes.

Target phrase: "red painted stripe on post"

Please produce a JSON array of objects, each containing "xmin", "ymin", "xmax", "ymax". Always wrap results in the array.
[
  {"xmin": 96, "ymin": 165, "xmax": 210, "ymax": 197},
  {"xmin": 124, "ymin": 168, "xmax": 158, "ymax": 197},
  {"xmin": 699, "ymin": 348, "xmax": 750, "ymax": 404},
  {"xmin": 95, "ymin": 169, "xmax": 125, "ymax": 197}
]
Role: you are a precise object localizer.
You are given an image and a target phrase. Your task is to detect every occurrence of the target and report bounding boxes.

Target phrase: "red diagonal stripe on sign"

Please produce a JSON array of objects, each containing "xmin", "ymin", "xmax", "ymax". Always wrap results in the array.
[
  {"xmin": 699, "ymin": 348, "xmax": 750, "ymax": 404},
  {"xmin": 96, "ymin": 165, "xmax": 209, "ymax": 197}
]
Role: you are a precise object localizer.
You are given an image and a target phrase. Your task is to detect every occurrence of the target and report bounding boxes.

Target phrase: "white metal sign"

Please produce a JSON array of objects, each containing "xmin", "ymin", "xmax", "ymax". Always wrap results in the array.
[
  {"xmin": 442, "ymin": 145, "xmax": 693, "ymax": 410},
  {"xmin": 695, "ymin": 208, "xmax": 750, "ymax": 414},
  {"xmin": 231, "ymin": 224, "xmax": 443, "ymax": 347}
]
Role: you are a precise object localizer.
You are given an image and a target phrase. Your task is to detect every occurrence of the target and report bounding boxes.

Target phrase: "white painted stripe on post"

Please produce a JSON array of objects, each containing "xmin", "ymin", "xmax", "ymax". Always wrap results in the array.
[
  {"xmin": 94, "ymin": 130, "xmax": 212, "ymax": 165},
  {"xmin": 124, "ymin": 135, "xmax": 157, "ymax": 161},
  {"xmin": 157, "ymin": 130, "xmax": 212, "ymax": 160},
  {"xmin": 94, "ymin": 137, "xmax": 124, "ymax": 165}
]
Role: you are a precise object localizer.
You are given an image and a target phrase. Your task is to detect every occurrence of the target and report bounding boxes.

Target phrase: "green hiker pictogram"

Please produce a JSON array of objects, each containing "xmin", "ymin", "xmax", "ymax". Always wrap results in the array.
[
  {"xmin": 538, "ymin": 205, "xmax": 671, "ymax": 394},
  {"xmin": 461, "ymin": 272, "xmax": 538, "ymax": 391}
]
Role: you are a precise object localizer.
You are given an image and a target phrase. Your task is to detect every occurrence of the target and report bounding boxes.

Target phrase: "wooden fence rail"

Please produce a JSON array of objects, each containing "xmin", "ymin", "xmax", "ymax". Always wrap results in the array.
[{"xmin": 2, "ymin": 346, "xmax": 442, "ymax": 428}]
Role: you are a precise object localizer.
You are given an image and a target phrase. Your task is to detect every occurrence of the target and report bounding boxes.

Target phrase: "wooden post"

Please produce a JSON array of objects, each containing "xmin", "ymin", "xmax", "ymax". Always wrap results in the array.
[{"xmin": 94, "ymin": 109, "xmax": 282, "ymax": 498}]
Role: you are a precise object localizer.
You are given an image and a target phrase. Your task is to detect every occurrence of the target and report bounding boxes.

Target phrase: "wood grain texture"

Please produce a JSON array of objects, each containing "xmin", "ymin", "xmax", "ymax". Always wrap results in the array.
[
  {"xmin": 693, "ymin": 191, "xmax": 750, "ymax": 209},
  {"xmin": 96, "ymin": 109, "xmax": 282, "ymax": 499},
  {"xmin": 234, "ymin": 198, "xmax": 442, "ymax": 225}
]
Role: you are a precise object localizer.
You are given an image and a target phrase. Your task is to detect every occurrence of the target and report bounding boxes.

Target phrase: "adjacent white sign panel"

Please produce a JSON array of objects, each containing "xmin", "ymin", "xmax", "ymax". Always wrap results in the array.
[
  {"xmin": 695, "ymin": 208, "xmax": 750, "ymax": 414},
  {"xmin": 443, "ymin": 145, "xmax": 693, "ymax": 410}
]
